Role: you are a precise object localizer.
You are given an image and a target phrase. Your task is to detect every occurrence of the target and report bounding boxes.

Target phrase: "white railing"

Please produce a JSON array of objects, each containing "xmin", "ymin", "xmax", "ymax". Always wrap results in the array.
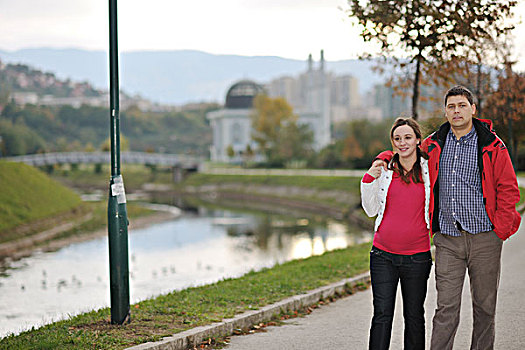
[{"xmin": 5, "ymin": 152, "xmax": 203, "ymax": 169}]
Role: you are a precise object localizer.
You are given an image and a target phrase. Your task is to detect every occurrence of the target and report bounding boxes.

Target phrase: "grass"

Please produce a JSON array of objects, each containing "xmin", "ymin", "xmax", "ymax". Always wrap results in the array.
[
  {"xmin": 1, "ymin": 164, "xmax": 522, "ymax": 348},
  {"xmin": 50, "ymin": 163, "xmax": 173, "ymax": 191},
  {"xmin": 0, "ymin": 242, "xmax": 371, "ymax": 349},
  {"xmin": 50, "ymin": 167, "xmax": 366, "ymax": 215},
  {"xmin": 179, "ymin": 173, "xmax": 365, "ymax": 214},
  {"xmin": 37, "ymin": 201, "xmax": 156, "ymax": 244},
  {"xmin": 181, "ymin": 173, "xmax": 362, "ymax": 196},
  {"xmin": 0, "ymin": 162, "xmax": 156, "ymax": 245},
  {"xmin": 0, "ymin": 162, "xmax": 82, "ymax": 233}
]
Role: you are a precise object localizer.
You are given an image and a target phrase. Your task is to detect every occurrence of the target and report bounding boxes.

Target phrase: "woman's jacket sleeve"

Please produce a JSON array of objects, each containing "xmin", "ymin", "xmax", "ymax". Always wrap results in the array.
[{"xmin": 360, "ymin": 177, "xmax": 379, "ymax": 217}]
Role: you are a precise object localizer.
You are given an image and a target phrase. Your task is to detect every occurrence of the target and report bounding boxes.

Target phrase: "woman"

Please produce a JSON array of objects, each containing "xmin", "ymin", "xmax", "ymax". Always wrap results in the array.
[{"xmin": 361, "ymin": 117, "xmax": 432, "ymax": 350}]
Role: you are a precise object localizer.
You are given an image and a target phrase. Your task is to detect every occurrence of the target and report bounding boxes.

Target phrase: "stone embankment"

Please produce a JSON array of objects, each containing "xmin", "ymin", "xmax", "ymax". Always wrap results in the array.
[
  {"xmin": 0, "ymin": 210, "xmax": 178, "ymax": 263},
  {"xmin": 182, "ymin": 182, "xmax": 372, "ymax": 230}
]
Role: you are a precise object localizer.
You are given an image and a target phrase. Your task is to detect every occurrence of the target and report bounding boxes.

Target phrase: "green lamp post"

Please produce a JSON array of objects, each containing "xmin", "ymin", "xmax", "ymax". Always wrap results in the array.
[{"xmin": 108, "ymin": 0, "xmax": 130, "ymax": 324}]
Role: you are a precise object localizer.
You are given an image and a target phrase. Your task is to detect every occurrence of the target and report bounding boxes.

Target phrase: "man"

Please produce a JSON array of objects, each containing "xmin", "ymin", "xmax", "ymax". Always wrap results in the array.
[{"xmin": 374, "ymin": 85, "xmax": 521, "ymax": 349}]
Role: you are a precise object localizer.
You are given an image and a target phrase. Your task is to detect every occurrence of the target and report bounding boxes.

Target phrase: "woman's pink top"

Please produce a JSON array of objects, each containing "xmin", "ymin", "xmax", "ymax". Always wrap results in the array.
[{"xmin": 362, "ymin": 172, "xmax": 430, "ymax": 255}]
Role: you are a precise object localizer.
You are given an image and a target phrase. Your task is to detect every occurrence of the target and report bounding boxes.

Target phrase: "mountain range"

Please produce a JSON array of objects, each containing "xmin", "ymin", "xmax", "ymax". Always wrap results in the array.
[{"xmin": 0, "ymin": 48, "xmax": 384, "ymax": 105}]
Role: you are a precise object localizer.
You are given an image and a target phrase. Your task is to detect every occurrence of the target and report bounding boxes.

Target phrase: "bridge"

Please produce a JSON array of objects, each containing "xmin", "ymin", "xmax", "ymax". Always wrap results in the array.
[
  {"xmin": 5, "ymin": 152, "xmax": 204, "ymax": 182},
  {"xmin": 5, "ymin": 151, "xmax": 203, "ymax": 168}
]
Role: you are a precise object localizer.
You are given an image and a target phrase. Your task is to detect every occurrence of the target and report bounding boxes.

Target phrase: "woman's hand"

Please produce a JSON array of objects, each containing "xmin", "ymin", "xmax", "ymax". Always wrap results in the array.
[{"xmin": 366, "ymin": 160, "xmax": 385, "ymax": 179}]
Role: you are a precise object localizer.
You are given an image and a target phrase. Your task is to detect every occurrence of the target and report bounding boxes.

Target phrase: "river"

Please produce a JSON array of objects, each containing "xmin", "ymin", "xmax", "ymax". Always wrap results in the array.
[{"xmin": 0, "ymin": 199, "xmax": 372, "ymax": 338}]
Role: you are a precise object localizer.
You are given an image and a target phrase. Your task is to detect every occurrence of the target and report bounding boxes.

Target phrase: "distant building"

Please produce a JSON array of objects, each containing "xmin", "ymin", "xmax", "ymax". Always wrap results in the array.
[
  {"xmin": 267, "ymin": 51, "xmax": 447, "ymax": 123},
  {"xmin": 8, "ymin": 90, "xmax": 166, "ymax": 111},
  {"xmin": 208, "ymin": 51, "xmax": 379, "ymax": 162},
  {"xmin": 266, "ymin": 50, "xmax": 364, "ymax": 127},
  {"xmin": 330, "ymin": 75, "xmax": 364, "ymax": 123},
  {"xmin": 37, "ymin": 94, "xmax": 108, "ymax": 108},
  {"xmin": 207, "ymin": 77, "xmax": 332, "ymax": 163},
  {"xmin": 207, "ymin": 80, "xmax": 264, "ymax": 163},
  {"xmin": 209, "ymin": 51, "xmax": 430, "ymax": 162},
  {"xmin": 11, "ymin": 92, "xmax": 39, "ymax": 105},
  {"xmin": 372, "ymin": 84, "xmax": 411, "ymax": 119},
  {"xmin": 371, "ymin": 83, "xmax": 443, "ymax": 120}
]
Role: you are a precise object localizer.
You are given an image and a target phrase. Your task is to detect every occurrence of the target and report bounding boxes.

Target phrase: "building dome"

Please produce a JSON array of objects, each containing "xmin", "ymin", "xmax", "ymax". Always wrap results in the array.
[{"xmin": 225, "ymin": 80, "xmax": 264, "ymax": 109}]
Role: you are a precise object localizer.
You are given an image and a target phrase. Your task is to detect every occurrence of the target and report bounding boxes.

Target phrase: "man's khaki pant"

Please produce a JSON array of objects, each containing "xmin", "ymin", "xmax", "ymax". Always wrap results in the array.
[{"xmin": 430, "ymin": 231, "xmax": 503, "ymax": 350}]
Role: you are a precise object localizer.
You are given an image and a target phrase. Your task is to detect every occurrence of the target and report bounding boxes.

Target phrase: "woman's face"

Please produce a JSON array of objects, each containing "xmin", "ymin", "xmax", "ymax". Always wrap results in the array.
[{"xmin": 392, "ymin": 125, "xmax": 420, "ymax": 160}]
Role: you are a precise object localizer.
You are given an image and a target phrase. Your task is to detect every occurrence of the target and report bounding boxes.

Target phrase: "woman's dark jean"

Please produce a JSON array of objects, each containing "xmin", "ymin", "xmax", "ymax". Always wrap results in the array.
[{"xmin": 369, "ymin": 246, "xmax": 432, "ymax": 350}]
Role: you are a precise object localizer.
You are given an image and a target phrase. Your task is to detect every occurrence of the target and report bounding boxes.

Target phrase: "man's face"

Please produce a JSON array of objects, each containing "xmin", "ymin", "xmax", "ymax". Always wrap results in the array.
[{"xmin": 445, "ymin": 95, "xmax": 475, "ymax": 133}]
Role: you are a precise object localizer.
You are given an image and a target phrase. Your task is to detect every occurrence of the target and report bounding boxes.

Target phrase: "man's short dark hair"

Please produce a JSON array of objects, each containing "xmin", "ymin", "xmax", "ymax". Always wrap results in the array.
[{"xmin": 444, "ymin": 85, "xmax": 474, "ymax": 106}]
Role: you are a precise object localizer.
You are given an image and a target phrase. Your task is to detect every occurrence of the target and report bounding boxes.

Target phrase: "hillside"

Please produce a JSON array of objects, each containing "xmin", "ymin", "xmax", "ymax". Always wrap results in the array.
[
  {"xmin": 0, "ymin": 102, "xmax": 214, "ymax": 157},
  {"xmin": 0, "ymin": 60, "xmax": 102, "ymax": 100},
  {"xmin": 0, "ymin": 48, "xmax": 384, "ymax": 105},
  {"xmin": 0, "ymin": 52, "xmax": 217, "ymax": 157},
  {"xmin": 0, "ymin": 161, "xmax": 82, "ymax": 235}
]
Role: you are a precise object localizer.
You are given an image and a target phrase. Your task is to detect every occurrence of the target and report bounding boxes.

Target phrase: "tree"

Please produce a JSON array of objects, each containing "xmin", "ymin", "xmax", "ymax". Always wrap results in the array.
[
  {"xmin": 0, "ymin": 119, "xmax": 47, "ymax": 156},
  {"xmin": 347, "ymin": 0, "xmax": 517, "ymax": 120},
  {"xmin": 316, "ymin": 143, "xmax": 344, "ymax": 168},
  {"xmin": 243, "ymin": 144, "xmax": 255, "ymax": 164},
  {"xmin": 226, "ymin": 144, "xmax": 235, "ymax": 159},
  {"xmin": 338, "ymin": 119, "xmax": 393, "ymax": 168},
  {"xmin": 1, "ymin": 99, "xmax": 18, "ymax": 121},
  {"xmin": 0, "ymin": 87, "xmax": 10, "ymax": 105},
  {"xmin": 251, "ymin": 94, "xmax": 296, "ymax": 154},
  {"xmin": 483, "ymin": 63, "xmax": 525, "ymax": 168},
  {"xmin": 251, "ymin": 94, "xmax": 313, "ymax": 166},
  {"xmin": 101, "ymin": 134, "xmax": 130, "ymax": 152},
  {"xmin": 425, "ymin": 34, "xmax": 514, "ymax": 117},
  {"xmin": 273, "ymin": 122, "xmax": 314, "ymax": 166},
  {"xmin": 84, "ymin": 142, "xmax": 96, "ymax": 152},
  {"xmin": 342, "ymin": 135, "xmax": 364, "ymax": 163}
]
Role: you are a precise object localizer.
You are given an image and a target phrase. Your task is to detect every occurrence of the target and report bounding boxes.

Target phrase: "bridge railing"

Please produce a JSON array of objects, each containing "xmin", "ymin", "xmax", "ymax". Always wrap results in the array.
[{"xmin": 4, "ymin": 152, "xmax": 203, "ymax": 169}]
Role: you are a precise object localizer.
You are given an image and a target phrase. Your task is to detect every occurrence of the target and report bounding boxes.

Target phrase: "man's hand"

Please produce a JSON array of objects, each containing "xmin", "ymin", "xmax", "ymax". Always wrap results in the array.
[{"xmin": 367, "ymin": 160, "xmax": 386, "ymax": 179}]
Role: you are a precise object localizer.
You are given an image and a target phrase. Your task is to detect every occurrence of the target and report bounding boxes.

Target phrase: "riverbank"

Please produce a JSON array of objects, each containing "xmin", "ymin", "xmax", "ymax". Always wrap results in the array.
[
  {"xmin": 1, "ymin": 167, "xmax": 376, "ymax": 348},
  {"xmin": 176, "ymin": 173, "xmax": 373, "ymax": 229},
  {"xmin": 1, "ymin": 169, "xmax": 373, "ymax": 262},
  {"xmin": 2, "ymin": 167, "xmax": 522, "ymax": 272},
  {"xmin": 0, "ymin": 209, "xmax": 178, "ymax": 263},
  {"xmin": 0, "ymin": 162, "xmax": 83, "ymax": 241},
  {"xmin": 0, "ymin": 242, "xmax": 372, "ymax": 349},
  {"xmin": 2, "ymin": 168, "xmax": 523, "ymax": 349}
]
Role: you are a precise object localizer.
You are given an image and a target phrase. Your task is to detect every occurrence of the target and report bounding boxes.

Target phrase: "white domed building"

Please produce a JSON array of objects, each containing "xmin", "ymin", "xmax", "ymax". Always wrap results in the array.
[
  {"xmin": 207, "ymin": 80, "xmax": 264, "ymax": 163},
  {"xmin": 207, "ymin": 77, "xmax": 331, "ymax": 163}
]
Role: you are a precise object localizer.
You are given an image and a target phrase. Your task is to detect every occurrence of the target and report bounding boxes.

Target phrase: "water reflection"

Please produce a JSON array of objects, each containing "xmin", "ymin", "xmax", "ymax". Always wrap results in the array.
[{"xmin": 0, "ymin": 202, "xmax": 372, "ymax": 337}]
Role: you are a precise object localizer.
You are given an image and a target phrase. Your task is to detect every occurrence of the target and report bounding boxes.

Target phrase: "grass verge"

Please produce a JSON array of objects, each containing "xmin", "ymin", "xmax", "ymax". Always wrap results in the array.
[
  {"xmin": 34, "ymin": 201, "xmax": 156, "ymax": 244},
  {"xmin": 49, "ymin": 164, "xmax": 173, "ymax": 191},
  {"xmin": 0, "ymin": 162, "xmax": 82, "ymax": 236},
  {"xmin": 180, "ymin": 173, "xmax": 362, "ymax": 196},
  {"xmin": 179, "ymin": 173, "xmax": 365, "ymax": 219},
  {"xmin": 0, "ymin": 242, "xmax": 371, "ymax": 349}
]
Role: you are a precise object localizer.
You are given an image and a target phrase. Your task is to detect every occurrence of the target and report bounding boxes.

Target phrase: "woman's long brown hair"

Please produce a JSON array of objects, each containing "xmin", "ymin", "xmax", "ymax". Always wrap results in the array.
[{"xmin": 387, "ymin": 118, "xmax": 428, "ymax": 184}]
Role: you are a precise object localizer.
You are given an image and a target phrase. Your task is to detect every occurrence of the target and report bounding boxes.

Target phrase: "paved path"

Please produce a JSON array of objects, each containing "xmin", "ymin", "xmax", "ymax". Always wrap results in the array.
[{"xmin": 226, "ymin": 218, "xmax": 525, "ymax": 349}]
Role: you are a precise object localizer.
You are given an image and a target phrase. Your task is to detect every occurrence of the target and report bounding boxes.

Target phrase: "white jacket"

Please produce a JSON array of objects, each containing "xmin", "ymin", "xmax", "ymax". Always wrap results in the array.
[{"xmin": 360, "ymin": 158, "xmax": 430, "ymax": 232}]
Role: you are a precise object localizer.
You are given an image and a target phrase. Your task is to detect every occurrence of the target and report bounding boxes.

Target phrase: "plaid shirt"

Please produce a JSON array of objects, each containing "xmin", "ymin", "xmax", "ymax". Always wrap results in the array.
[{"xmin": 438, "ymin": 128, "xmax": 492, "ymax": 236}]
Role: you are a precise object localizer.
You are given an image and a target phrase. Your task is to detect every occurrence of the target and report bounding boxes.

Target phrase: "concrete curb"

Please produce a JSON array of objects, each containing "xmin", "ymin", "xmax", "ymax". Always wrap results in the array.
[{"xmin": 126, "ymin": 272, "xmax": 371, "ymax": 350}]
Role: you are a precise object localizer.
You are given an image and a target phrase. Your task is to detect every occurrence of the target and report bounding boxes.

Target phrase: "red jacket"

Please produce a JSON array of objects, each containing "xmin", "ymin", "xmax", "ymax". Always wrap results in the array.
[{"xmin": 377, "ymin": 118, "xmax": 521, "ymax": 240}]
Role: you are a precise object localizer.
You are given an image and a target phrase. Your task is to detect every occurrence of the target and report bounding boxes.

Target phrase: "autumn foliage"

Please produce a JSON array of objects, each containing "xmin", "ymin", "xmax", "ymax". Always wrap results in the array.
[
  {"xmin": 251, "ymin": 94, "xmax": 313, "ymax": 167},
  {"xmin": 484, "ymin": 65, "xmax": 525, "ymax": 167},
  {"xmin": 346, "ymin": 0, "xmax": 517, "ymax": 120}
]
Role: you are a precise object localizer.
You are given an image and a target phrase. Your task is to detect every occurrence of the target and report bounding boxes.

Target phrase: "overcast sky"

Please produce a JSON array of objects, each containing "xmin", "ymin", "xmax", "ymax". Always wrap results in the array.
[{"xmin": 1, "ymin": 0, "xmax": 524, "ymax": 70}]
